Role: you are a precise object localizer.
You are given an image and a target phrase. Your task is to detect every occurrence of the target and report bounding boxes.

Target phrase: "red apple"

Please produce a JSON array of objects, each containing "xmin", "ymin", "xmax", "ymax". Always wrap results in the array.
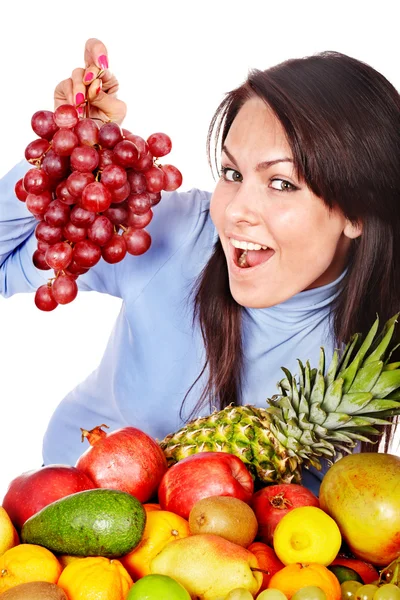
[
  {"xmin": 251, "ymin": 483, "xmax": 319, "ymax": 545},
  {"xmin": 76, "ymin": 424, "xmax": 168, "ymax": 502},
  {"xmin": 2, "ymin": 464, "xmax": 96, "ymax": 530},
  {"xmin": 158, "ymin": 452, "xmax": 254, "ymax": 519}
]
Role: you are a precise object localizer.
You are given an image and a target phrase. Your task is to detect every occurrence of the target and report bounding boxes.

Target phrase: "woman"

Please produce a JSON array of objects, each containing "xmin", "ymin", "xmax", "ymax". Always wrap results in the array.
[{"xmin": 0, "ymin": 40, "xmax": 399, "ymax": 492}]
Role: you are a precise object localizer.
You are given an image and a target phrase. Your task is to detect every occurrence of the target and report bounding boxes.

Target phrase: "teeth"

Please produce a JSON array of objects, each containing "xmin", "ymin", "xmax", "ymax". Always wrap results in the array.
[{"xmin": 230, "ymin": 239, "xmax": 268, "ymax": 251}]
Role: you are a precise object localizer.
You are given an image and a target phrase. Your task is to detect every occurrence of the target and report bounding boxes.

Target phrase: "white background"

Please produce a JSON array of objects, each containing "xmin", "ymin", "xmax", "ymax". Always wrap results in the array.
[{"xmin": 1, "ymin": 0, "xmax": 399, "ymax": 500}]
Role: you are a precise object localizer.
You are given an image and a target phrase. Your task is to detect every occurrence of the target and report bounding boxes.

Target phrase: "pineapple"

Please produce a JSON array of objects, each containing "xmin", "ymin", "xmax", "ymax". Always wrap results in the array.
[{"xmin": 160, "ymin": 314, "xmax": 400, "ymax": 484}]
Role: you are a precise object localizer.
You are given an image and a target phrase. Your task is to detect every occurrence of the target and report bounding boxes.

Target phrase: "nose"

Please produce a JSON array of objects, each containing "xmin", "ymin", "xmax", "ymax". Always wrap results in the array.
[{"xmin": 224, "ymin": 183, "xmax": 260, "ymax": 226}]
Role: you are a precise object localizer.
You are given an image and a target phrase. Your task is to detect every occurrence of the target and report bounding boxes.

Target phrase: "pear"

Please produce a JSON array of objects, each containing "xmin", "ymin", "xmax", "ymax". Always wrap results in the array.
[{"xmin": 150, "ymin": 533, "xmax": 262, "ymax": 600}]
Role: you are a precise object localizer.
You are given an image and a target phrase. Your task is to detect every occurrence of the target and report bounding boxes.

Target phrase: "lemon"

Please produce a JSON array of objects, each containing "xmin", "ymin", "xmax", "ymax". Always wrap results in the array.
[
  {"xmin": 273, "ymin": 506, "xmax": 341, "ymax": 566},
  {"xmin": 0, "ymin": 507, "xmax": 18, "ymax": 556}
]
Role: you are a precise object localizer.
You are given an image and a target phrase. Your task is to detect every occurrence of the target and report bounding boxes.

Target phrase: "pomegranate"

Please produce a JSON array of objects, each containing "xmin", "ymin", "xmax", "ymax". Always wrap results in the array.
[
  {"xmin": 320, "ymin": 452, "xmax": 400, "ymax": 566},
  {"xmin": 2, "ymin": 465, "xmax": 96, "ymax": 530},
  {"xmin": 251, "ymin": 483, "xmax": 319, "ymax": 545},
  {"xmin": 75, "ymin": 424, "xmax": 168, "ymax": 502}
]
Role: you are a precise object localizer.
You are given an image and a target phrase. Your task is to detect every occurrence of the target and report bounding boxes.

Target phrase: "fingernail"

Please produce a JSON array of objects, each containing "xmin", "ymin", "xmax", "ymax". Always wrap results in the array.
[
  {"xmin": 96, "ymin": 84, "xmax": 102, "ymax": 95},
  {"xmin": 84, "ymin": 72, "xmax": 94, "ymax": 82},
  {"xmin": 77, "ymin": 106, "xmax": 84, "ymax": 117},
  {"xmin": 98, "ymin": 54, "xmax": 108, "ymax": 70},
  {"xmin": 75, "ymin": 92, "xmax": 85, "ymax": 106}
]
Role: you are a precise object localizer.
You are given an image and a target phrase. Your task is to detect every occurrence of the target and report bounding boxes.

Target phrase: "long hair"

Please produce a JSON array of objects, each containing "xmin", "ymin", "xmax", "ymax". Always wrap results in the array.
[{"xmin": 185, "ymin": 51, "xmax": 400, "ymax": 451}]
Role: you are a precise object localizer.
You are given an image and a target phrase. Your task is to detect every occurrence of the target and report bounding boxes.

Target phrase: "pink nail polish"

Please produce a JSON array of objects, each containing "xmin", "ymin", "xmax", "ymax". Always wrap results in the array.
[
  {"xmin": 98, "ymin": 55, "xmax": 108, "ymax": 70},
  {"xmin": 96, "ymin": 85, "xmax": 102, "ymax": 95},
  {"xmin": 84, "ymin": 72, "xmax": 94, "ymax": 82},
  {"xmin": 75, "ymin": 92, "xmax": 85, "ymax": 105},
  {"xmin": 77, "ymin": 106, "xmax": 84, "ymax": 117}
]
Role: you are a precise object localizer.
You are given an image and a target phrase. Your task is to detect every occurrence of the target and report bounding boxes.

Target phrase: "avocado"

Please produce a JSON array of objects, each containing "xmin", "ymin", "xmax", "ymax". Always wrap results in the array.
[{"xmin": 21, "ymin": 488, "xmax": 146, "ymax": 558}]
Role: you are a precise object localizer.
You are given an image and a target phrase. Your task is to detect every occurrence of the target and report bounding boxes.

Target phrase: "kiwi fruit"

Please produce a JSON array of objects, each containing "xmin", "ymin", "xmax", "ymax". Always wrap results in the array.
[
  {"xmin": 0, "ymin": 581, "xmax": 68, "ymax": 599},
  {"xmin": 188, "ymin": 495, "xmax": 258, "ymax": 547}
]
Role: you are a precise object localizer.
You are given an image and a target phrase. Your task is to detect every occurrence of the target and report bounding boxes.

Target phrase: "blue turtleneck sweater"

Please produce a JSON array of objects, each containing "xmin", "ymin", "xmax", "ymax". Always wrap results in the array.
[{"xmin": 1, "ymin": 161, "xmax": 345, "ymax": 494}]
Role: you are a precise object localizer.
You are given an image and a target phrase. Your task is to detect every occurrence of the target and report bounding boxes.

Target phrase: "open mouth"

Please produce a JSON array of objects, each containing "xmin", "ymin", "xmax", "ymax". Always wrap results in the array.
[{"xmin": 231, "ymin": 241, "xmax": 275, "ymax": 269}]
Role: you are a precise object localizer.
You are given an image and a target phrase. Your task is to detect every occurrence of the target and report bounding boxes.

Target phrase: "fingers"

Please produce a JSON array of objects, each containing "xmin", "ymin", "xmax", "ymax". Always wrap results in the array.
[
  {"xmin": 84, "ymin": 38, "xmax": 109, "ymax": 70},
  {"xmin": 54, "ymin": 78, "xmax": 73, "ymax": 109},
  {"xmin": 71, "ymin": 68, "xmax": 86, "ymax": 116}
]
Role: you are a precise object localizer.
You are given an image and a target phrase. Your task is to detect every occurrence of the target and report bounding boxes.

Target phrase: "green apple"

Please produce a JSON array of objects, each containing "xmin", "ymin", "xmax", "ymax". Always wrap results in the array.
[{"xmin": 127, "ymin": 574, "xmax": 191, "ymax": 600}]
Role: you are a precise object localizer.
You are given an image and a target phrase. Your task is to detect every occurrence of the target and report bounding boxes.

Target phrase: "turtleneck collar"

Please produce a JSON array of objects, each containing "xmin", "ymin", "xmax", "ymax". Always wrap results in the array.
[{"xmin": 244, "ymin": 269, "xmax": 347, "ymax": 326}]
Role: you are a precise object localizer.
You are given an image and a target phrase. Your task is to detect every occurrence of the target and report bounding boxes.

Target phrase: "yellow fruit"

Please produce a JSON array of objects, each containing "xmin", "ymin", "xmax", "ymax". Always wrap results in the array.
[
  {"xmin": 0, "ymin": 544, "xmax": 62, "ymax": 594},
  {"xmin": 58, "ymin": 555, "xmax": 86, "ymax": 568},
  {"xmin": 273, "ymin": 506, "xmax": 341, "ymax": 566},
  {"xmin": 120, "ymin": 510, "xmax": 190, "ymax": 579},
  {"xmin": 57, "ymin": 556, "xmax": 133, "ymax": 600},
  {"xmin": 268, "ymin": 563, "xmax": 341, "ymax": 600},
  {"xmin": 0, "ymin": 507, "xmax": 19, "ymax": 556}
]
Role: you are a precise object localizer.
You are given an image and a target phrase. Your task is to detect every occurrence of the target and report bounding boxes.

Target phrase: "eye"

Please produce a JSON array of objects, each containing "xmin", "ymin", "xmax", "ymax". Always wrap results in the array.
[
  {"xmin": 270, "ymin": 178, "xmax": 298, "ymax": 192},
  {"xmin": 220, "ymin": 166, "xmax": 243, "ymax": 183}
]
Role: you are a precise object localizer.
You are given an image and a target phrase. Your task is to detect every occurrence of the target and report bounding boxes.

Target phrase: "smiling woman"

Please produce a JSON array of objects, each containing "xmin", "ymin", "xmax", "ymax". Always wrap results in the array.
[{"xmin": 1, "ymin": 42, "xmax": 399, "ymax": 492}]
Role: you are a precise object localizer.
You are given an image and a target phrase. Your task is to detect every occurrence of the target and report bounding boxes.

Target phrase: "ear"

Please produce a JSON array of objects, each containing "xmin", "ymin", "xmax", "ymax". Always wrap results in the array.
[{"xmin": 344, "ymin": 219, "xmax": 362, "ymax": 239}]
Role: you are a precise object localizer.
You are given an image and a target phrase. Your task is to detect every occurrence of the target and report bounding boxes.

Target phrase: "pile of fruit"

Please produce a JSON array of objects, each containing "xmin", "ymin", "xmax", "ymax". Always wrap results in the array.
[
  {"xmin": 15, "ymin": 104, "xmax": 182, "ymax": 310},
  {"xmin": 1, "ymin": 419, "xmax": 399, "ymax": 600}
]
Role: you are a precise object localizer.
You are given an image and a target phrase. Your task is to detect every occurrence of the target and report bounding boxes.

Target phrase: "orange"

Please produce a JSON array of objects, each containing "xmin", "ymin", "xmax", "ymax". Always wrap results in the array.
[
  {"xmin": 120, "ymin": 510, "xmax": 190, "ymax": 579},
  {"xmin": 143, "ymin": 503, "xmax": 162, "ymax": 513},
  {"xmin": 58, "ymin": 556, "xmax": 133, "ymax": 600},
  {"xmin": 58, "ymin": 555, "xmax": 86, "ymax": 568},
  {"xmin": 0, "ymin": 543, "xmax": 62, "ymax": 594},
  {"xmin": 0, "ymin": 507, "xmax": 19, "ymax": 556},
  {"xmin": 268, "ymin": 562, "xmax": 341, "ymax": 600}
]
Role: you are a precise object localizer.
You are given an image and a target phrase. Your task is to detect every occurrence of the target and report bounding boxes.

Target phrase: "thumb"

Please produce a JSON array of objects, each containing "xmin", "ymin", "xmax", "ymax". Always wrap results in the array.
[{"xmin": 88, "ymin": 89, "xmax": 127, "ymax": 125}]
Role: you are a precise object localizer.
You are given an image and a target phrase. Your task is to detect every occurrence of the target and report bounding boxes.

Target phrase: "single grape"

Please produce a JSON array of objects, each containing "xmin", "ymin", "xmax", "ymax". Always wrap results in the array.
[
  {"xmin": 144, "ymin": 164, "xmax": 165, "ymax": 193},
  {"xmin": 32, "ymin": 249, "xmax": 51, "ymax": 270},
  {"xmin": 37, "ymin": 240, "xmax": 50, "ymax": 252},
  {"xmin": 70, "ymin": 145, "xmax": 99, "ymax": 172},
  {"xmin": 44, "ymin": 199, "xmax": 71, "ymax": 227},
  {"xmin": 31, "ymin": 110, "xmax": 58, "ymax": 140},
  {"xmin": 51, "ymin": 274, "xmax": 78, "ymax": 304},
  {"xmin": 256, "ymin": 590, "xmax": 288, "ymax": 600},
  {"xmin": 122, "ymin": 131, "xmax": 149, "ymax": 157},
  {"xmin": 101, "ymin": 164, "xmax": 128, "ymax": 189},
  {"xmin": 126, "ymin": 208, "xmax": 153, "ymax": 229},
  {"xmin": 103, "ymin": 204, "xmax": 129, "ymax": 226},
  {"xmin": 66, "ymin": 171, "xmax": 95, "ymax": 199},
  {"xmin": 114, "ymin": 140, "xmax": 139, "ymax": 168},
  {"xmin": 161, "ymin": 164, "xmax": 183, "ymax": 191},
  {"xmin": 34, "ymin": 284, "xmax": 58, "ymax": 311},
  {"xmin": 52, "ymin": 128, "xmax": 79, "ymax": 157},
  {"xmin": 147, "ymin": 132, "xmax": 172, "ymax": 157},
  {"xmin": 291, "ymin": 586, "xmax": 327, "ymax": 600},
  {"xmin": 73, "ymin": 240, "xmax": 102, "ymax": 267},
  {"xmin": 15, "ymin": 178, "xmax": 28, "ymax": 202},
  {"xmin": 373, "ymin": 585, "xmax": 400, "ymax": 600},
  {"xmin": 42, "ymin": 149, "xmax": 70, "ymax": 179},
  {"xmin": 45, "ymin": 241, "xmax": 73, "ymax": 270},
  {"xmin": 127, "ymin": 170, "xmax": 147, "ymax": 193},
  {"xmin": 223, "ymin": 588, "xmax": 253, "ymax": 600},
  {"xmin": 98, "ymin": 148, "xmax": 116, "ymax": 169},
  {"xmin": 26, "ymin": 191, "xmax": 52, "ymax": 217},
  {"xmin": 111, "ymin": 181, "xmax": 131, "ymax": 203},
  {"xmin": 123, "ymin": 227, "xmax": 151, "ymax": 255},
  {"xmin": 128, "ymin": 192, "xmax": 151, "ymax": 215},
  {"xmin": 25, "ymin": 138, "xmax": 50, "ymax": 162},
  {"xmin": 98, "ymin": 122, "xmax": 123, "ymax": 149},
  {"xmin": 70, "ymin": 205, "xmax": 96, "ymax": 227},
  {"xmin": 54, "ymin": 104, "xmax": 79, "ymax": 129},
  {"xmin": 56, "ymin": 180, "xmax": 77, "ymax": 205},
  {"xmin": 341, "ymin": 581, "xmax": 364, "ymax": 600},
  {"xmin": 356, "ymin": 584, "xmax": 379, "ymax": 600},
  {"xmin": 101, "ymin": 233, "xmax": 127, "ymax": 264},
  {"xmin": 62, "ymin": 221, "xmax": 88, "ymax": 244},
  {"xmin": 66, "ymin": 259, "xmax": 89, "ymax": 276},
  {"xmin": 149, "ymin": 191, "xmax": 162, "ymax": 206},
  {"xmin": 81, "ymin": 182, "xmax": 112, "ymax": 212},
  {"xmin": 24, "ymin": 168, "xmax": 50, "ymax": 194},
  {"xmin": 75, "ymin": 118, "xmax": 99, "ymax": 146},
  {"xmin": 132, "ymin": 150, "xmax": 153, "ymax": 172},
  {"xmin": 35, "ymin": 221, "xmax": 64, "ymax": 244},
  {"xmin": 87, "ymin": 215, "xmax": 114, "ymax": 246}
]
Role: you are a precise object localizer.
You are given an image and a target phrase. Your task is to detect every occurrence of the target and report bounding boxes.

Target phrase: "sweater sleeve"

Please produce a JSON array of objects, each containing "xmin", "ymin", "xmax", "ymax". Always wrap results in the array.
[{"xmin": 0, "ymin": 160, "xmax": 212, "ymax": 300}]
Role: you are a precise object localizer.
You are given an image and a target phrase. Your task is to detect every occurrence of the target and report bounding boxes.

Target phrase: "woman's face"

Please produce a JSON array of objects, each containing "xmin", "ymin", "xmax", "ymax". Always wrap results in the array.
[{"xmin": 210, "ymin": 96, "xmax": 362, "ymax": 308}]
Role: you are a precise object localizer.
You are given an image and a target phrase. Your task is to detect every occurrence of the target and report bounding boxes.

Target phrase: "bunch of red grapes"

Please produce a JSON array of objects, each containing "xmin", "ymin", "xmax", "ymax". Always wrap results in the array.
[{"xmin": 15, "ymin": 104, "xmax": 182, "ymax": 311}]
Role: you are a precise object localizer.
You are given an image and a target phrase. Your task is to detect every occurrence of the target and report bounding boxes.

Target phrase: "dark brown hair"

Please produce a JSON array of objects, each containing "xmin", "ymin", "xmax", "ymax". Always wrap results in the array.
[{"xmin": 184, "ymin": 51, "xmax": 400, "ymax": 451}]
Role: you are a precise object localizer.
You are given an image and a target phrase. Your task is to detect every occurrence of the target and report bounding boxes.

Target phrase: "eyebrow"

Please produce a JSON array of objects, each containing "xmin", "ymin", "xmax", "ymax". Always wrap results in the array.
[{"xmin": 222, "ymin": 145, "xmax": 294, "ymax": 171}]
